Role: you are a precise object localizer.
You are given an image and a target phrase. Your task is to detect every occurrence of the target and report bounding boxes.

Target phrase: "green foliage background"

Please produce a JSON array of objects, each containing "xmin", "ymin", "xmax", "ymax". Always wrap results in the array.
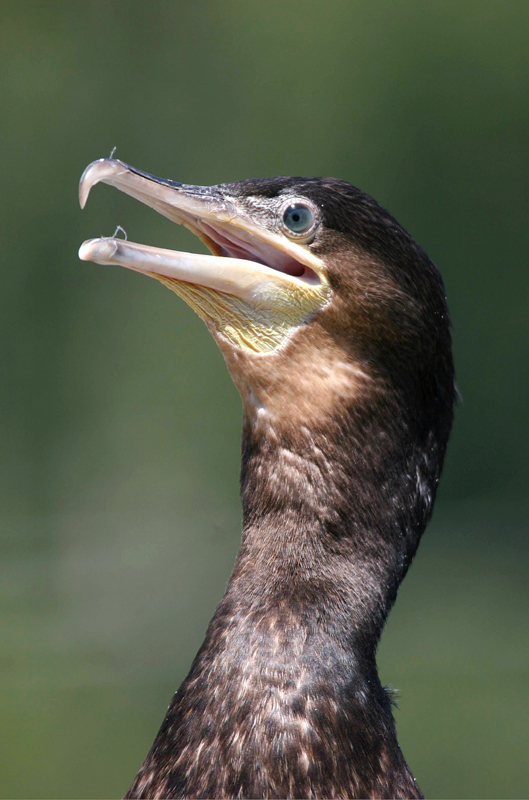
[{"xmin": 1, "ymin": 1, "xmax": 528, "ymax": 797}]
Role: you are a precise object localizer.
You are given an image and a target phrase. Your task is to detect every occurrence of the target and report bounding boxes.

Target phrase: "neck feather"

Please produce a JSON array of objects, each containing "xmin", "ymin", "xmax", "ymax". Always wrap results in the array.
[{"xmin": 126, "ymin": 401, "xmax": 436, "ymax": 799}]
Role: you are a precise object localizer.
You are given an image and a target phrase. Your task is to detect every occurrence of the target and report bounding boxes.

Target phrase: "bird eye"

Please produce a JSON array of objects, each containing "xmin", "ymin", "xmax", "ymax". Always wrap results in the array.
[{"xmin": 282, "ymin": 203, "xmax": 316, "ymax": 237}]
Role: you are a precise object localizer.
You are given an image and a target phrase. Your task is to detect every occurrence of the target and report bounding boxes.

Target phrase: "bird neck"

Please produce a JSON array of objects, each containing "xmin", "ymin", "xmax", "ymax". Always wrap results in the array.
[
  {"xmin": 233, "ymin": 393, "xmax": 435, "ymax": 659},
  {"xmin": 126, "ymin": 400, "xmax": 430, "ymax": 799},
  {"xmin": 219, "ymin": 401, "xmax": 429, "ymax": 782}
]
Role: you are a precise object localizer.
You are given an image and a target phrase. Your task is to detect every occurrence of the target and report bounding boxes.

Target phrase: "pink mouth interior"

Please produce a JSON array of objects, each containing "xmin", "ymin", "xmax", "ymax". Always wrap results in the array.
[{"xmin": 200, "ymin": 222, "xmax": 319, "ymax": 283}]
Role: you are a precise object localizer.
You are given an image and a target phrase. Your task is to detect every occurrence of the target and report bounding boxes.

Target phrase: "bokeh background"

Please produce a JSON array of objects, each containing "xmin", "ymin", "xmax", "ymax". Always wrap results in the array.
[{"xmin": 1, "ymin": 1, "xmax": 528, "ymax": 797}]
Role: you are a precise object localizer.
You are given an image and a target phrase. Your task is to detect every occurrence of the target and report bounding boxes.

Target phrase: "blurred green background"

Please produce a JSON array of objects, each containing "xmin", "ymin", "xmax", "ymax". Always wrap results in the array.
[{"xmin": 1, "ymin": 1, "xmax": 528, "ymax": 797}]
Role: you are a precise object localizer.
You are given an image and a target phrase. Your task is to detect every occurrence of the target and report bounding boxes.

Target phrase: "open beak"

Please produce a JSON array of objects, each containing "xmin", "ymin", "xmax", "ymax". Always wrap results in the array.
[{"xmin": 78, "ymin": 158, "xmax": 329, "ymax": 353}]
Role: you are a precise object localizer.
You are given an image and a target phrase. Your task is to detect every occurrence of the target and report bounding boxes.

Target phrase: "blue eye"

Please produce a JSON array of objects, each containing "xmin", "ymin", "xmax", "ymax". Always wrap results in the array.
[{"xmin": 282, "ymin": 203, "xmax": 315, "ymax": 236}]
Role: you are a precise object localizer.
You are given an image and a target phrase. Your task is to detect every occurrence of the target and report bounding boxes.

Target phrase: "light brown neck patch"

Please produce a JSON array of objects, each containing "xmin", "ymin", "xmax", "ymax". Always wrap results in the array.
[{"xmin": 217, "ymin": 322, "xmax": 373, "ymax": 436}]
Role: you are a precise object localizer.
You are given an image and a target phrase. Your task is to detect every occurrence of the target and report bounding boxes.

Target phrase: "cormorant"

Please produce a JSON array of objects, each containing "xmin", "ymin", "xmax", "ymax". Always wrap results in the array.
[{"xmin": 78, "ymin": 158, "xmax": 454, "ymax": 800}]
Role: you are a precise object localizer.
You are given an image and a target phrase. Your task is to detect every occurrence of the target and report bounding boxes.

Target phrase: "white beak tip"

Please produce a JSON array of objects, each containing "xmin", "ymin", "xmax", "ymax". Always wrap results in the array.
[
  {"xmin": 79, "ymin": 158, "xmax": 126, "ymax": 209},
  {"xmin": 78, "ymin": 240, "xmax": 93, "ymax": 260},
  {"xmin": 78, "ymin": 238, "xmax": 118, "ymax": 263}
]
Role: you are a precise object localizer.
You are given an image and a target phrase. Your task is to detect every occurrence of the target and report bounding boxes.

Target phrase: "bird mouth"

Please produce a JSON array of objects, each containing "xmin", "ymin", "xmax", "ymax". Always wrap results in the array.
[{"xmin": 78, "ymin": 159, "xmax": 328, "ymax": 305}]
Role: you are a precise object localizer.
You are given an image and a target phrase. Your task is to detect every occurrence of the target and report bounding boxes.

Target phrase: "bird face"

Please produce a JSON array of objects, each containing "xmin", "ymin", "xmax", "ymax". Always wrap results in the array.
[
  {"xmin": 79, "ymin": 159, "xmax": 451, "ymax": 431},
  {"xmin": 79, "ymin": 159, "xmax": 332, "ymax": 356}
]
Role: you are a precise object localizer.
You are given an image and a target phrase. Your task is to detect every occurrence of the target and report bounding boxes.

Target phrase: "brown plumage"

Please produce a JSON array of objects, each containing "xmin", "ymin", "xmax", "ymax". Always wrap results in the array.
[{"xmin": 79, "ymin": 162, "xmax": 454, "ymax": 799}]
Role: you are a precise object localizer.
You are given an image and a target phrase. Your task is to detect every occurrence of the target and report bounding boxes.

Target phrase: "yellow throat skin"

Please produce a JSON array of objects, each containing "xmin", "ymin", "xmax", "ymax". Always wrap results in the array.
[{"xmin": 155, "ymin": 274, "xmax": 328, "ymax": 353}]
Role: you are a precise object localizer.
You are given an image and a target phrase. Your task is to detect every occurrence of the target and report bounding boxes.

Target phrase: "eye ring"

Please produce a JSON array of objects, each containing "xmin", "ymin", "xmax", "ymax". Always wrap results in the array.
[{"xmin": 280, "ymin": 199, "xmax": 319, "ymax": 240}]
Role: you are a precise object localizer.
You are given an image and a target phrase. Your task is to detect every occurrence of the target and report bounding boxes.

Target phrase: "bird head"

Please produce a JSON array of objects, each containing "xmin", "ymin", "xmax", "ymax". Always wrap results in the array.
[{"xmin": 79, "ymin": 159, "xmax": 453, "ymax": 440}]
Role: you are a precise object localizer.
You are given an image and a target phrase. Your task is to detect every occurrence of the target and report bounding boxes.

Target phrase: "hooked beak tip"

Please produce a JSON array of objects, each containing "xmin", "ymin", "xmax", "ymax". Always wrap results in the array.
[{"xmin": 79, "ymin": 158, "xmax": 126, "ymax": 209}]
